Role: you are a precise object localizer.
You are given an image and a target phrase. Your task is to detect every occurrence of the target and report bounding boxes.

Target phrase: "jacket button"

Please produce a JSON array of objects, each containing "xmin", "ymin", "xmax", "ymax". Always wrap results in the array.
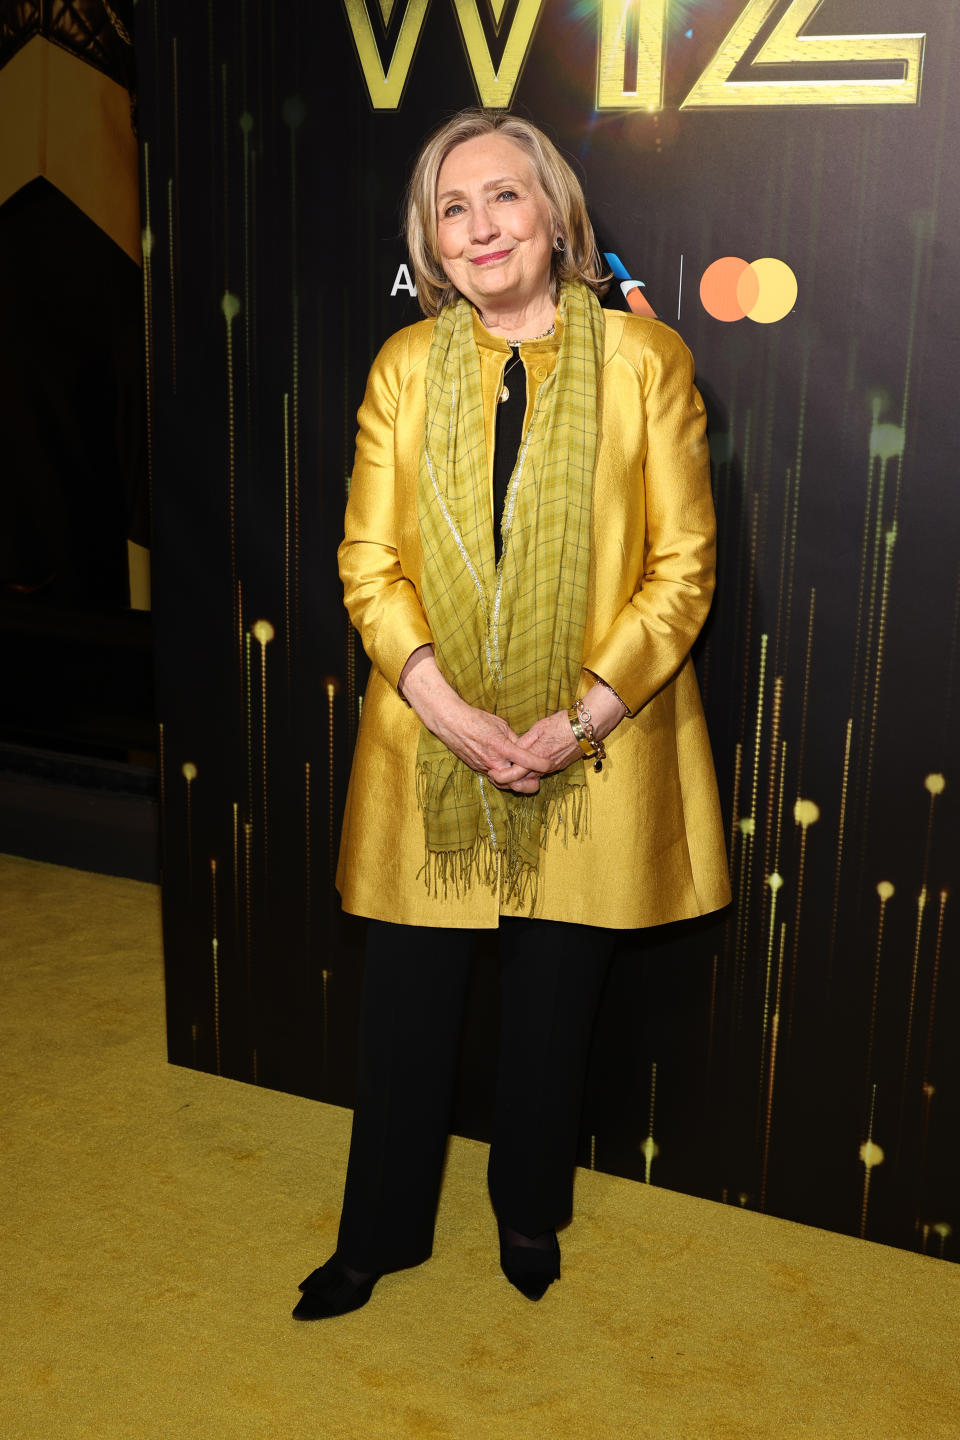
[{"xmin": 534, "ymin": 366, "xmax": 547, "ymax": 381}]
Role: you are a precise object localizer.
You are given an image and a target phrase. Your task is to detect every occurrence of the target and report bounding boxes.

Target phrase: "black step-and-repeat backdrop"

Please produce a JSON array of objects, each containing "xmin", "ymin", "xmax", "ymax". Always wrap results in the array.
[{"xmin": 137, "ymin": 1, "xmax": 958, "ymax": 1260}]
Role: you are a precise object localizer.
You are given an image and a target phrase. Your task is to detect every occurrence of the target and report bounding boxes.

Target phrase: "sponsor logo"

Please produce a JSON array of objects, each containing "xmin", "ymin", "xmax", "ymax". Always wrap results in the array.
[
  {"xmin": 344, "ymin": 0, "xmax": 924, "ymax": 111},
  {"xmin": 700, "ymin": 257, "xmax": 798, "ymax": 323},
  {"xmin": 604, "ymin": 253, "xmax": 657, "ymax": 318}
]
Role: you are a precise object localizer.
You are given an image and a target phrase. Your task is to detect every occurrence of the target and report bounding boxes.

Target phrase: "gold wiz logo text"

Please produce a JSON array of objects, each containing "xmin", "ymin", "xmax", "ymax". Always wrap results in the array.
[{"xmin": 343, "ymin": 0, "xmax": 925, "ymax": 111}]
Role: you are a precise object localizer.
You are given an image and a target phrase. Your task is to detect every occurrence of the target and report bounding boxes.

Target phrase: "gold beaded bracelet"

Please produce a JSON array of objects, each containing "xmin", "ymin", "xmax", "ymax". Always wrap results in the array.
[{"xmin": 576, "ymin": 699, "xmax": 607, "ymax": 762}]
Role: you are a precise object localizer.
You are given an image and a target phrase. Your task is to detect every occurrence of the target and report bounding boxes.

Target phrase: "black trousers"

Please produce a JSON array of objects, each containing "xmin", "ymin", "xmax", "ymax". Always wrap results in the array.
[{"xmin": 336, "ymin": 917, "xmax": 615, "ymax": 1273}]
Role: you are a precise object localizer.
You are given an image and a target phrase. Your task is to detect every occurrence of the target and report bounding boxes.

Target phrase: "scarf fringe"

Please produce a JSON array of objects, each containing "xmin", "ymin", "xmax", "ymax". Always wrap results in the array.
[
  {"xmin": 541, "ymin": 776, "xmax": 590, "ymax": 845},
  {"xmin": 417, "ymin": 835, "xmax": 500, "ymax": 901},
  {"xmin": 416, "ymin": 763, "xmax": 590, "ymax": 913}
]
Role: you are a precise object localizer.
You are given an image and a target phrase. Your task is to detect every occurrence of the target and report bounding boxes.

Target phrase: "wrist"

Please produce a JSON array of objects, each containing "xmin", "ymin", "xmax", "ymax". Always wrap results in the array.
[
  {"xmin": 581, "ymin": 682, "xmax": 627, "ymax": 741},
  {"xmin": 403, "ymin": 660, "xmax": 465, "ymax": 734}
]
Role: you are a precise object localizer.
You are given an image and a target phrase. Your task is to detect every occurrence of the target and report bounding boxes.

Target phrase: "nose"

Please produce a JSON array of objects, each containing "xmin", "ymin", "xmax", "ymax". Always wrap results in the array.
[{"xmin": 470, "ymin": 199, "xmax": 499, "ymax": 245}]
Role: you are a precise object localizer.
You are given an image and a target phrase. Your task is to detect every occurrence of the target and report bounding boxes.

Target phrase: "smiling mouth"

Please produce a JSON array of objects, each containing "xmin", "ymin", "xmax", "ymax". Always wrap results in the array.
[{"xmin": 470, "ymin": 249, "xmax": 513, "ymax": 266}]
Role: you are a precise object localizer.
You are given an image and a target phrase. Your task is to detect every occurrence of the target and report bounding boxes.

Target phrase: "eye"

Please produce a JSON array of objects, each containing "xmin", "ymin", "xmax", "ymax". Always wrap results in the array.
[
  {"xmin": 441, "ymin": 201, "xmax": 465, "ymax": 219},
  {"xmin": 497, "ymin": 189, "xmax": 519, "ymax": 202}
]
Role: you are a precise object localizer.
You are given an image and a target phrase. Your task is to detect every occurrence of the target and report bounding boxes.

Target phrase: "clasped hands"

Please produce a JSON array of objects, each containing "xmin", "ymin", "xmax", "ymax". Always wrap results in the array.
[{"xmin": 398, "ymin": 646, "xmax": 626, "ymax": 795}]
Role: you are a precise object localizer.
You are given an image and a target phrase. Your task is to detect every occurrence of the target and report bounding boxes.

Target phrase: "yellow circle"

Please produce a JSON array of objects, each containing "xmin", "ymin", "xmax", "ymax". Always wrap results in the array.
[{"xmin": 744, "ymin": 258, "xmax": 797, "ymax": 324}]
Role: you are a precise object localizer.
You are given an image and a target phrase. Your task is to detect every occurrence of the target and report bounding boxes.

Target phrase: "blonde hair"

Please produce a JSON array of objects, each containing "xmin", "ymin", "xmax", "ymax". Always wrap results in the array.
[{"xmin": 404, "ymin": 109, "xmax": 610, "ymax": 317}]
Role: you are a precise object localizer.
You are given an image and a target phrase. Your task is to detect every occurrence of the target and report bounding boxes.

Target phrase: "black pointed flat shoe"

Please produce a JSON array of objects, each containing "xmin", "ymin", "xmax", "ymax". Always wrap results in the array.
[
  {"xmin": 498, "ymin": 1225, "xmax": 561, "ymax": 1302},
  {"xmin": 292, "ymin": 1254, "xmax": 382, "ymax": 1320}
]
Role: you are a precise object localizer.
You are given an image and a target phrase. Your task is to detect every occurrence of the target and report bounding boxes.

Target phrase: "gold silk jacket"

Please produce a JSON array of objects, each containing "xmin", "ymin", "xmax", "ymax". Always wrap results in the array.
[{"xmin": 336, "ymin": 309, "xmax": 731, "ymax": 929}]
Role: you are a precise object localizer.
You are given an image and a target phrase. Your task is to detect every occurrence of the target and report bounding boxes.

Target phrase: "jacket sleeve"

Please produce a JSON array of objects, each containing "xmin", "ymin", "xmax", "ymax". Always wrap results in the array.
[
  {"xmin": 337, "ymin": 329, "xmax": 433, "ymax": 691},
  {"xmin": 583, "ymin": 325, "xmax": 716, "ymax": 716}
]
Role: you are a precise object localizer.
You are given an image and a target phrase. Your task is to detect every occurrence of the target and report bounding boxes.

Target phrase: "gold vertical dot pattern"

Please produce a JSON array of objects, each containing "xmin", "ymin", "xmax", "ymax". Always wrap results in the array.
[
  {"xmin": 321, "ymin": 966, "xmax": 331, "ymax": 1069},
  {"xmin": 232, "ymin": 801, "xmax": 240, "ymax": 936},
  {"xmin": 921, "ymin": 773, "xmax": 946, "ymax": 892},
  {"xmin": 866, "ymin": 881, "xmax": 895, "ymax": 1108},
  {"xmin": 859, "ymin": 1084, "xmax": 885, "ymax": 1240},
  {"xmin": 304, "ymin": 761, "xmax": 312, "ymax": 941},
  {"xmin": 243, "ymin": 818, "xmax": 253, "ymax": 1081},
  {"xmin": 244, "ymin": 628, "xmax": 253, "ymax": 820},
  {"xmin": 789, "ymin": 798, "xmax": 820, "ymax": 1039},
  {"xmin": 222, "ymin": 291, "xmax": 241, "ymax": 655},
  {"xmin": 795, "ymin": 588, "xmax": 816, "ymax": 797},
  {"xmin": 210, "ymin": 857, "xmax": 221, "ymax": 1075},
  {"xmin": 898, "ymin": 886, "xmax": 929, "ymax": 1154},
  {"xmin": 325, "ymin": 676, "xmax": 340, "ymax": 883},
  {"xmin": 639, "ymin": 1061, "xmax": 659, "ymax": 1185},
  {"xmin": 828, "ymin": 719, "xmax": 854, "ymax": 970},
  {"xmin": 921, "ymin": 889, "xmax": 948, "ymax": 1093},
  {"xmin": 252, "ymin": 619, "xmax": 275, "ymax": 878},
  {"xmin": 759, "ymin": 922, "xmax": 785, "ymax": 1213},
  {"xmin": 181, "ymin": 762, "xmax": 197, "ymax": 877}
]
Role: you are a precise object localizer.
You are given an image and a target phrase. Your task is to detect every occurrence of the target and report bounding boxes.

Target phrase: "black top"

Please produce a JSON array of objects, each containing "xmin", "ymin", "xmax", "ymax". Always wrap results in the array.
[{"xmin": 492, "ymin": 346, "xmax": 526, "ymax": 564}]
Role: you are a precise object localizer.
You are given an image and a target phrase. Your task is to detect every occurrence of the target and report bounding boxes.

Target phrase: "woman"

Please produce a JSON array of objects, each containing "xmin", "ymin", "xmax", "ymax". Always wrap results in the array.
[{"xmin": 293, "ymin": 110, "xmax": 730, "ymax": 1320}]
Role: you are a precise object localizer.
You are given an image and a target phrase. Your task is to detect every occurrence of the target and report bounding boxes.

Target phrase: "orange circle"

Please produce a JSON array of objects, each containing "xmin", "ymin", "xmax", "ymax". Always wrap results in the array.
[{"xmin": 700, "ymin": 256, "xmax": 752, "ymax": 322}]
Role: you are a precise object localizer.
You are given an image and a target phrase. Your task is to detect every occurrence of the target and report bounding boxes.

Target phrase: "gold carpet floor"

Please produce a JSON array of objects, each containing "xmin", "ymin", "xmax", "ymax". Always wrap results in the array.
[{"xmin": 2, "ymin": 853, "xmax": 959, "ymax": 1440}]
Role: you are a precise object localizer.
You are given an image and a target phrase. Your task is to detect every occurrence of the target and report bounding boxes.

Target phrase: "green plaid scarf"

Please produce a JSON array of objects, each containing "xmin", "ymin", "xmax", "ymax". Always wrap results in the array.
[{"xmin": 416, "ymin": 280, "xmax": 604, "ymax": 905}]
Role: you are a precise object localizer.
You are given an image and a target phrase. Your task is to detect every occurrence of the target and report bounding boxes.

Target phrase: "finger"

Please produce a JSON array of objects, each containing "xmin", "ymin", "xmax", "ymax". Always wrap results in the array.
[
  {"xmin": 488, "ymin": 756, "xmax": 522, "ymax": 774},
  {"xmin": 487, "ymin": 760, "xmax": 540, "ymax": 787},
  {"xmin": 509, "ymin": 777, "xmax": 540, "ymax": 794},
  {"xmin": 507, "ymin": 744, "xmax": 551, "ymax": 775},
  {"xmin": 491, "ymin": 732, "xmax": 546, "ymax": 762}
]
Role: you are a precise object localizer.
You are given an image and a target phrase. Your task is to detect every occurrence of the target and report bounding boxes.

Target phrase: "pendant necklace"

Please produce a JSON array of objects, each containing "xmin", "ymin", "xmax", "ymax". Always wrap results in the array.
[
  {"xmin": 493, "ymin": 323, "xmax": 556, "ymax": 404},
  {"xmin": 498, "ymin": 348, "xmax": 523, "ymax": 405}
]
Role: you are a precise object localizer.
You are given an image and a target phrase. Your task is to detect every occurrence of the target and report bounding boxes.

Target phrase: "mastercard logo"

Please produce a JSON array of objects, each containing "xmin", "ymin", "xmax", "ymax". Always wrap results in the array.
[{"xmin": 700, "ymin": 257, "xmax": 797, "ymax": 324}]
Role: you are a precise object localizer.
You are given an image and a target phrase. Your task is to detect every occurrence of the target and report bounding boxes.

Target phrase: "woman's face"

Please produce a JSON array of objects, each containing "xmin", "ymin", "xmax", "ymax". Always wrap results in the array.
[{"xmin": 435, "ymin": 133, "xmax": 555, "ymax": 317}]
